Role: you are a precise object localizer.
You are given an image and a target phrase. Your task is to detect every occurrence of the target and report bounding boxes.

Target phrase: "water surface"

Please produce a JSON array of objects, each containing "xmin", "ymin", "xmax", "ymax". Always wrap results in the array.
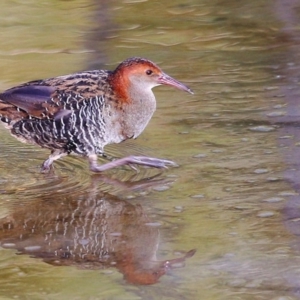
[{"xmin": 0, "ymin": 0, "xmax": 300, "ymax": 299}]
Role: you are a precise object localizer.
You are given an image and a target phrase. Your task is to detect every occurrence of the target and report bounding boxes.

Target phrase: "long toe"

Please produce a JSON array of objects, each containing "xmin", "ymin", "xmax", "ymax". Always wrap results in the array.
[
  {"xmin": 127, "ymin": 156, "xmax": 178, "ymax": 169},
  {"xmin": 40, "ymin": 164, "xmax": 51, "ymax": 173},
  {"xmin": 40, "ymin": 159, "xmax": 53, "ymax": 173},
  {"xmin": 88, "ymin": 155, "xmax": 178, "ymax": 172}
]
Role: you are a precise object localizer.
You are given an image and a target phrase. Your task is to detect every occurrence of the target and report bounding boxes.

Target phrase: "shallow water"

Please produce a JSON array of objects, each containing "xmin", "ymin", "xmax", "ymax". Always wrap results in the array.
[{"xmin": 1, "ymin": 0, "xmax": 300, "ymax": 299}]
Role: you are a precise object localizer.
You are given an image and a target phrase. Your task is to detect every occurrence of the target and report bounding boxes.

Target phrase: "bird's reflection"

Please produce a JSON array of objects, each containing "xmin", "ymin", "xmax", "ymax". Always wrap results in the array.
[{"xmin": 0, "ymin": 176, "xmax": 195, "ymax": 285}]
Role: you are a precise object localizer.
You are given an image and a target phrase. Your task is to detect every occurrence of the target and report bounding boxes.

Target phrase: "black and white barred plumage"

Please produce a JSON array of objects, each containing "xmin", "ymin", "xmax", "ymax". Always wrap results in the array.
[
  {"xmin": 0, "ymin": 57, "xmax": 192, "ymax": 172},
  {"xmin": 11, "ymin": 95, "xmax": 107, "ymax": 156}
]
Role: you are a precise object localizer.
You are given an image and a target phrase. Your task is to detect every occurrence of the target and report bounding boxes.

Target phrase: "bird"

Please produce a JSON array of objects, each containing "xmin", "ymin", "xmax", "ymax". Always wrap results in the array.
[{"xmin": 0, "ymin": 57, "xmax": 193, "ymax": 173}]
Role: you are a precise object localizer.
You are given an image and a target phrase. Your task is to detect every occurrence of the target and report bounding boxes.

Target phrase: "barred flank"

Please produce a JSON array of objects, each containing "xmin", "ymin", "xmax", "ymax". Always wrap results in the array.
[{"xmin": 11, "ymin": 96, "xmax": 106, "ymax": 156}]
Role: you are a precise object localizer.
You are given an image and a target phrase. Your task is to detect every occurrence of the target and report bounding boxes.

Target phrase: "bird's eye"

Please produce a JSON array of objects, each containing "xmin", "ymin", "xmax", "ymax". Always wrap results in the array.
[{"xmin": 146, "ymin": 69, "xmax": 153, "ymax": 75}]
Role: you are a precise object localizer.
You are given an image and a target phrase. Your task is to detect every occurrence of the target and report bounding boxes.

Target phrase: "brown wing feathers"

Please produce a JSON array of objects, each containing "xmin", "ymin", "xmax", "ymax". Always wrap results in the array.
[
  {"xmin": 0, "ymin": 85, "xmax": 55, "ymax": 119},
  {"xmin": 0, "ymin": 70, "xmax": 110, "ymax": 122}
]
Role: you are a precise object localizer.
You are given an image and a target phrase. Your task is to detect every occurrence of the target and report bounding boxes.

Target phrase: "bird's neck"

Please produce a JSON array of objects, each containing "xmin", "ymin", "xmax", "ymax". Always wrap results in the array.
[
  {"xmin": 122, "ymin": 85, "xmax": 156, "ymax": 139},
  {"xmin": 108, "ymin": 72, "xmax": 156, "ymax": 139},
  {"xmin": 108, "ymin": 71, "xmax": 130, "ymax": 104}
]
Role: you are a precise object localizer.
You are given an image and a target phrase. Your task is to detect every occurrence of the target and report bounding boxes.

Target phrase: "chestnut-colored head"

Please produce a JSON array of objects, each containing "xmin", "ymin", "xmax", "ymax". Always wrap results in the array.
[{"xmin": 110, "ymin": 57, "xmax": 193, "ymax": 103}]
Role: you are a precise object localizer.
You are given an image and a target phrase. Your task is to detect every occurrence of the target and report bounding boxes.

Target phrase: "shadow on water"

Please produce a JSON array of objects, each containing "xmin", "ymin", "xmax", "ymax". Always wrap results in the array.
[
  {"xmin": 0, "ymin": 176, "xmax": 195, "ymax": 286},
  {"xmin": 84, "ymin": 0, "xmax": 115, "ymax": 70},
  {"xmin": 268, "ymin": 0, "xmax": 300, "ymax": 245}
]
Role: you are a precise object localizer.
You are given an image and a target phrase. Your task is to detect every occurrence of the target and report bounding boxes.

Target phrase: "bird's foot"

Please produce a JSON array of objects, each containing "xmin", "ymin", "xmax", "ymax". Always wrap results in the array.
[
  {"xmin": 88, "ymin": 155, "xmax": 178, "ymax": 172},
  {"xmin": 40, "ymin": 159, "xmax": 53, "ymax": 173},
  {"xmin": 125, "ymin": 156, "xmax": 178, "ymax": 169},
  {"xmin": 40, "ymin": 150, "xmax": 67, "ymax": 173}
]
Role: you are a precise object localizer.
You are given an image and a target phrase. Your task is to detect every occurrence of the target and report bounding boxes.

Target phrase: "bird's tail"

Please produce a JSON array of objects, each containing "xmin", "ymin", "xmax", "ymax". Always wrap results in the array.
[{"xmin": 0, "ymin": 97, "xmax": 26, "ymax": 124}]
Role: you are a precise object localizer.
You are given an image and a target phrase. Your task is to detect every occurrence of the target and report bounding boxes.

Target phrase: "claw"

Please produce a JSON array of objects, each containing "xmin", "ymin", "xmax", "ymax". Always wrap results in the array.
[
  {"xmin": 40, "ymin": 150, "xmax": 67, "ymax": 173},
  {"xmin": 128, "ymin": 164, "xmax": 139, "ymax": 172}
]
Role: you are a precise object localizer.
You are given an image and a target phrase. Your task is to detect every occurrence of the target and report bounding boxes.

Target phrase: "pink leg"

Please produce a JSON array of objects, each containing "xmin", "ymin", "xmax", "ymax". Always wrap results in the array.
[
  {"xmin": 41, "ymin": 150, "xmax": 67, "ymax": 173},
  {"xmin": 88, "ymin": 154, "xmax": 178, "ymax": 172}
]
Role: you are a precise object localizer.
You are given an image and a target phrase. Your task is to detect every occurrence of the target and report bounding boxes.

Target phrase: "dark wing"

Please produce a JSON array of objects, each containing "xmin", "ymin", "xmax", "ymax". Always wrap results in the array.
[
  {"xmin": 0, "ymin": 70, "xmax": 111, "ymax": 121},
  {"xmin": 0, "ymin": 85, "xmax": 56, "ymax": 118}
]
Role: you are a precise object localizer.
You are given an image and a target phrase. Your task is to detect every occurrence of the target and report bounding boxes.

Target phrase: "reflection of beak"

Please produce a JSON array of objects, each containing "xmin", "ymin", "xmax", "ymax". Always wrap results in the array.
[
  {"xmin": 158, "ymin": 73, "xmax": 194, "ymax": 94},
  {"xmin": 163, "ymin": 248, "xmax": 197, "ymax": 269}
]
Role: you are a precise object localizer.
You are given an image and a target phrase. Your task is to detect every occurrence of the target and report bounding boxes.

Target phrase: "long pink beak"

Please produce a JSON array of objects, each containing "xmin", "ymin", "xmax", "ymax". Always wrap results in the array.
[{"xmin": 158, "ymin": 73, "xmax": 194, "ymax": 94}]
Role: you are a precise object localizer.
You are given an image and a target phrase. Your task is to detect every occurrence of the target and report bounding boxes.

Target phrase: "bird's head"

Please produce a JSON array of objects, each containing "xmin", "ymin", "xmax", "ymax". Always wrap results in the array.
[{"xmin": 110, "ymin": 57, "xmax": 193, "ymax": 102}]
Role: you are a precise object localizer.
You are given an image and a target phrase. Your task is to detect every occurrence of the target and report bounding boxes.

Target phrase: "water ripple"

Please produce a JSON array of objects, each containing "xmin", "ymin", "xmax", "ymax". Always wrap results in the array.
[{"xmin": 0, "ymin": 134, "xmax": 176, "ymax": 206}]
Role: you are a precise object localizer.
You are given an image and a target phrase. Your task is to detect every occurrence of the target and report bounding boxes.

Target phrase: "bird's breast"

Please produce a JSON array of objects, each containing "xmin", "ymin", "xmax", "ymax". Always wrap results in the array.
[{"xmin": 103, "ymin": 93, "xmax": 156, "ymax": 145}]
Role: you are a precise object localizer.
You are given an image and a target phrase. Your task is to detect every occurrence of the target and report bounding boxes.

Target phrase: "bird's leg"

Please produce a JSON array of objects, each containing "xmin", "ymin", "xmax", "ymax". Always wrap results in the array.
[
  {"xmin": 41, "ymin": 150, "xmax": 67, "ymax": 173},
  {"xmin": 88, "ymin": 154, "xmax": 178, "ymax": 172}
]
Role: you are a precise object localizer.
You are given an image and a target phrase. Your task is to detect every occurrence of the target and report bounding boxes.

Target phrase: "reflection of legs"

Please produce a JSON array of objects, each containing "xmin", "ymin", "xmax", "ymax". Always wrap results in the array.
[
  {"xmin": 41, "ymin": 150, "xmax": 67, "ymax": 173},
  {"xmin": 88, "ymin": 154, "xmax": 178, "ymax": 172}
]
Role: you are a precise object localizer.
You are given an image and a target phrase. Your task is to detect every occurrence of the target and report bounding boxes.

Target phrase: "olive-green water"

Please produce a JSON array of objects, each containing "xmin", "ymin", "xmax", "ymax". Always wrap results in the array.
[{"xmin": 0, "ymin": 0, "xmax": 300, "ymax": 299}]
